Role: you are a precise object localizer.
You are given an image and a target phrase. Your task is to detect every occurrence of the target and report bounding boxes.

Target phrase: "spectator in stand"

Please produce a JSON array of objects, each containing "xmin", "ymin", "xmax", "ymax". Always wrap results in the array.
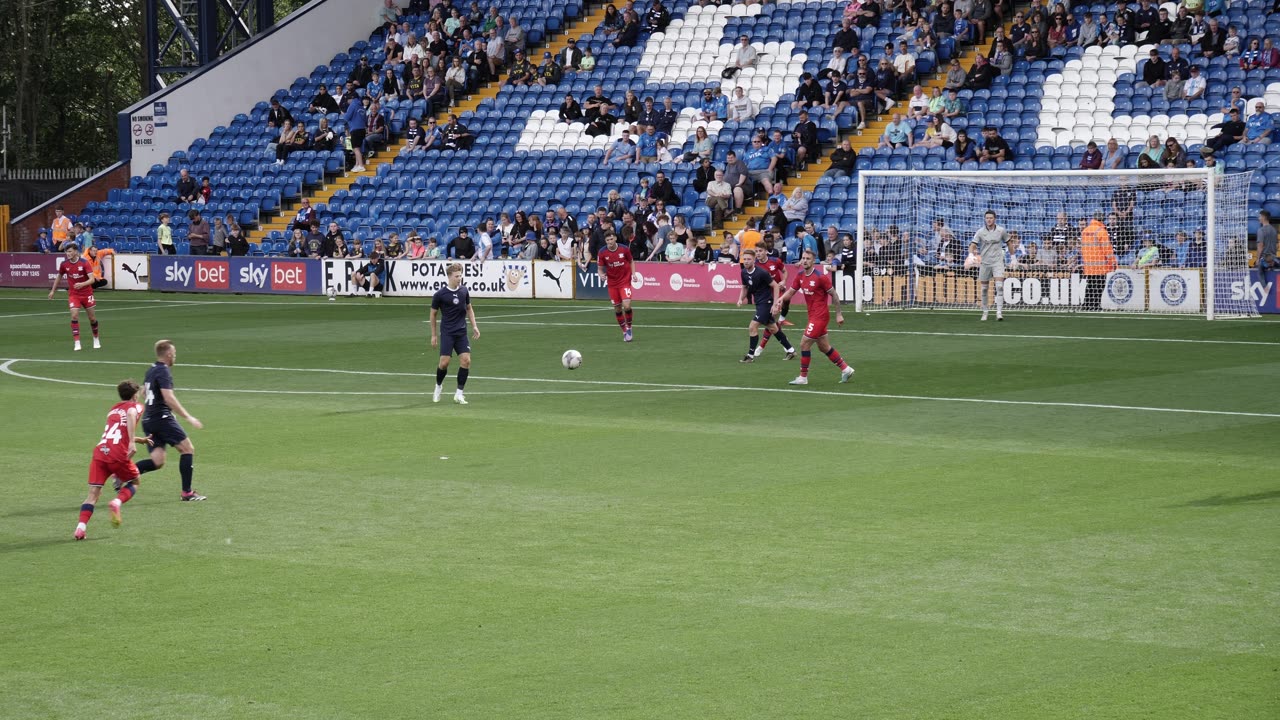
[
  {"xmin": 725, "ymin": 35, "xmax": 758, "ymax": 78},
  {"xmin": 445, "ymin": 56, "xmax": 468, "ymax": 105},
  {"xmin": 36, "ymin": 229, "xmax": 54, "ymax": 253},
  {"xmin": 1240, "ymin": 38, "xmax": 1264, "ymax": 70},
  {"xmin": 613, "ymin": 9, "xmax": 641, "ymax": 48},
  {"xmin": 504, "ymin": 16, "xmax": 526, "ymax": 61},
  {"xmin": 1246, "ymin": 100, "xmax": 1274, "ymax": 145},
  {"xmin": 197, "ymin": 176, "xmax": 212, "ymax": 205},
  {"xmin": 990, "ymin": 38, "xmax": 1015, "ymax": 75},
  {"xmin": 559, "ymin": 94, "xmax": 583, "ymax": 123},
  {"xmin": 655, "ymin": 97, "xmax": 679, "ymax": 136},
  {"xmin": 792, "ymin": 111, "xmax": 819, "ymax": 169},
  {"xmin": 187, "ymin": 210, "xmax": 210, "ymax": 255},
  {"xmin": 344, "ymin": 95, "xmax": 368, "ymax": 172},
  {"xmin": 1148, "ymin": 7, "xmax": 1172, "ymax": 43},
  {"xmin": 962, "ymin": 53, "xmax": 999, "ymax": 90},
  {"xmin": 1077, "ymin": 12, "xmax": 1101, "ymax": 46},
  {"xmin": 1102, "ymin": 137, "xmax": 1126, "ymax": 168},
  {"xmin": 1206, "ymin": 109, "xmax": 1245, "ymax": 151},
  {"xmin": 879, "ymin": 113, "xmax": 915, "ymax": 148},
  {"xmin": 643, "ymin": 0, "xmax": 671, "ymax": 33},
  {"xmin": 308, "ymin": 84, "xmax": 338, "ymax": 115},
  {"xmin": 267, "ymin": 98, "xmax": 292, "ymax": 129},
  {"xmin": 782, "ymin": 188, "xmax": 809, "ymax": 224},
  {"xmin": 537, "ymin": 52, "xmax": 563, "ymax": 86},
  {"xmin": 443, "ymin": 114, "xmax": 473, "ymax": 150},
  {"xmin": 585, "ymin": 101, "xmax": 618, "ymax": 137},
  {"xmin": 650, "ymin": 170, "xmax": 679, "ymax": 206},
  {"xmin": 321, "ymin": 222, "xmax": 344, "ymax": 258},
  {"xmin": 1047, "ymin": 14, "xmax": 1069, "ymax": 48},
  {"xmin": 823, "ymin": 70, "xmax": 851, "ymax": 118},
  {"xmin": 286, "ymin": 228, "xmax": 307, "ymax": 257},
  {"xmin": 1183, "ymin": 65, "xmax": 1206, "ymax": 100},
  {"xmin": 825, "ymin": 139, "xmax": 857, "ymax": 179},
  {"xmin": 1259, "ymin": 38, "xmax": 1280, "ymax": 69},
  {"xmin": 1079, "ymin": 140, "xmax": 1103, "ymax": 169},
  {"xmin": 953, "ymin": 129, "xmax": 979, "ymax": 164},
  {"xmin": 684, "ymin": 126, "xmax": 713, "ymax": 163},
  {"xmin": 422, "ymin": 66, "xmax": 445, "ymax": 112},
  {"xmin": 176, "ymin": 169, "xmax": 198, "ymax": 203},
  {"xmin": 1164, "ymin": 45, "xmax": 1190, "ymax": 81},
  {"xmin": 818, "ymin": 47, "xmax": 849, "ymax": 83},
  {"xmin": 943, "ymin": 58, "xmax": 966, "ymax": 90},
  {"xmin": 485, "ymin": 29, "xmax": 506, "ymax": 79},
  {"xmin": 848, "ymin": 68, "xmax": 876, "ymax": 129},
  {"xmin": 723, "ymin": 150, "xmax": 751, "ymax": 211},
  {"xmin": 227, "ymin": 225, "xmax": 249, "ymax": 256},
  {"xmin": 1163, "ymin": 69, "xmax": 1185, "ymax": 101},
  {"xmin": 901, "ymin": 84, "xmax": 927, "ymax": 120},
  {"xmin": 400, "ymin": 117, "xmax": 424, "ymax": 153},
  {"xmin": 635, "ymin": 124, "xmax": 660, "ymax": 162},
  {"xmin": 211, "ymin": 216, "xmax": 227, "ymax": 255},
  {"xmin": 1160, "ymin": 137, "xmax": 1187, "ymax": 168},
  {"xmin": 603, "ymin": 128, "xmax": 635, "ymax": 163},
  {"xmin": 560, "ymin": 37, "xmax": 583, "ymax": 73},
  {"xmin": 312, "ymin": 117, "xmax": 336, "ymax": 152},
  {"xmin": 583, "ymin": 84, "xmax": 611, "ymax": 120},
  {"xmin": 920, "ymin": 114, "xmax": 956, "ymax": 148},
  {"xmin": 1136, "ymin": 134, "xmax": 1164, "ymax": 167},
  {"xmin": 1141, "ymin": 48, "xmax": 1166, "ymax": 87},
  {"xmin": 598, "ymin": 3, "xmax": 623, "ymax": 35},
  {"xmin": 156, "ymin": 212, "xmax": 175, "ymax": 254},
  {"xmin": 728, "ymin": 86, "xmax": 756, "ymax": 122},
  {"xmin": 744, "ymin": 135, "xmax": 780, "ymax": 198},
  {"xmin": 690, "ymin": 157, "xmax": 716, "ymax": 193},
  {"xmin": 1200, "ymin": 17, "xmax": 1225, "ymax": 58},
  {"xmin": 833, "ymin": 16, "xmax": 860, "ymax": 54},
  {"xmin": 506, "ymin": 48, "xmax": 534, "ymax": 85},
  {"xmin": 978, "ymin": 126, "xmax": 1011, "ymax": 162},
  {"xmin": 304, "ymin": 221, "xmax": 324, "ymax": 257},
  {"xmin": 364, "ymin": 100, "xmax": 387, "ymax": 155},
  {"xmin": 349, "ymin": 56, "xmax": 374, "ymax": 89}
]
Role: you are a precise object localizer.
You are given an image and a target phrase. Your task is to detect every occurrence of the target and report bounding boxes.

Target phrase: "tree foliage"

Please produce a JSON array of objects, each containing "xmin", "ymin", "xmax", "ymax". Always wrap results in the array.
[{"xmin": 0, "ymin": 0, "xmax": 309, "ymax": 169}]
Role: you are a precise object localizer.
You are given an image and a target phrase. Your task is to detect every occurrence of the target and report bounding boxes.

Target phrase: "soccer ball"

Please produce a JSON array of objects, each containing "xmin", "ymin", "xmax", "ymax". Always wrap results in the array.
[
  {"xmin": 327, "ymin": 287, "xmax": 337, "ymax": 301},
  {"xmin": 561, "ymin": 349, "xmax": 582, "ymax": 370}
]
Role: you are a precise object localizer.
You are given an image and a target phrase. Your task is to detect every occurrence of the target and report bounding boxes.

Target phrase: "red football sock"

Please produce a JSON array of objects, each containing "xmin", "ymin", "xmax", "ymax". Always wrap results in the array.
[
  {"xmin": 615, "ymin": 311, "xmax": 626, "ymax": 329},
  {"xmin": 824, "ymin": 347, "xmax": 849, "ymax": 370},
  {"xmin": 800, "ymin": 350, "xmax": 811, "ymax": 377},
  {"xmin": 90, "ymin": 320, "xmax": 100, "ymax": 338},
  {"xmin": 116, "ymin": 484, "xmax": 135, "ymax": 504},
  {"xmin": 760, "ymin": 330, "xmax": 772, "ymax": 348},
  {"xmin": 71, "ymin": 320, "xmax": 80, "ymax": 340},
  {"xmin": 624, "ymin": 309, "xmax": 633, "ymax": 328},
  {"xmin": 78, "ymin": 503, "xmax": 94, "ymax": 524}
]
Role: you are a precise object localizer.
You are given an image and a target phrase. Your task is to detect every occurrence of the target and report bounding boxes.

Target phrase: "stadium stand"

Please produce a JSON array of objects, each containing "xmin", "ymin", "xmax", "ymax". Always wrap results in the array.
[{"xmin": 61, "ymin": 0, "xmax": 1280, "ymax": 262}]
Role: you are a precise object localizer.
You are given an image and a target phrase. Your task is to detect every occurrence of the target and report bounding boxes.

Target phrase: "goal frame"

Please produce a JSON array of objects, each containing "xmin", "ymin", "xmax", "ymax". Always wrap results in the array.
[{"xmin": 854, "ymin": 168, "xmax": 1241, "ymax": 319}]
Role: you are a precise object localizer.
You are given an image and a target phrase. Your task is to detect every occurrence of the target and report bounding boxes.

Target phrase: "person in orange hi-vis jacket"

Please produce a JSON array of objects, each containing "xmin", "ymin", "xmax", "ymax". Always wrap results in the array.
[
  {"xmin": 1080, "ymin": 211, "xmax": 1118, "ymax": 310},
  {"xmin": 84, "ymin": 246, "xmax": 116, "ymax": 289}
]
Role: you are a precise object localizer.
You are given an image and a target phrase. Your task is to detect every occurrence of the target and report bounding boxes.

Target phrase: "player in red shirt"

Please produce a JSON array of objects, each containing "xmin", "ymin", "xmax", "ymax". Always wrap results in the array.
[
  {"xmin": 752, "ymin": 246, "xmax": 794, "ymax": 357},
  {"xmin": 47, "ymin": 243, "xmax": 101, "ymax": 351},
  {"xmin": 773, "ymin": 248, "xmax": 854, "ymax": 385},
  {"xmin": 596, "ymin": 233, "xmax": 636, "ymax": 342},
  {"xmin": 75, "ymin": 380, "xmax": 148, "ymax": 540}
]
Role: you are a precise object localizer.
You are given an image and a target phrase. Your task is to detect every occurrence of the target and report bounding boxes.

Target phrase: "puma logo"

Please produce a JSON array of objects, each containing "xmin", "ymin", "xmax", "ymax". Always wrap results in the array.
[
  {"xmin": 121, "ymin": 263, "xmax": 144, "ymax": 282},
  {"xmin": 542, "ymin": 267, "xmax": 564, "ymax": 291}
]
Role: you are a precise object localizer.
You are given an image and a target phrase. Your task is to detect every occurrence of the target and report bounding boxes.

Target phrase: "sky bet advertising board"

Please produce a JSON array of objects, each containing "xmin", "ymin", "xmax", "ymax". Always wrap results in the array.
[{"xmin": 149, "ymin": 256, "xmax": 320, "ymax": 294}]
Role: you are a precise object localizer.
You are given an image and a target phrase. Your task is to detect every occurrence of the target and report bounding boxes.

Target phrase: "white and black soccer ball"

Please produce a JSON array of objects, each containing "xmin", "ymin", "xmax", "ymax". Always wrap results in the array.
[
  {"xmin": 561, "ymin": 349, "xmax": 582, "ymax": 370},
  {"xmin": 327, "ymin": 287, "xmax": 337, "ymax": 301}
]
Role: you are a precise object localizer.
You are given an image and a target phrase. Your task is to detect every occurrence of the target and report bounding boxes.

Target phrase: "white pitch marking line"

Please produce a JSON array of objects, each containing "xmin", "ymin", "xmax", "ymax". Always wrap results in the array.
[
  {"xmin": 0, "ymin": 302, "xmax": 208, "ymax": 319},
  {"xmin": 479, "ymin": 320, "xmax": 1280, "ymax": 347},
  {"xmin": 0, "ymin": 361, "xmax": 706, "ymax": 397},
  {"xmin": 3, "ymin": 358, "xmax": 1277, "ymax": 419}
]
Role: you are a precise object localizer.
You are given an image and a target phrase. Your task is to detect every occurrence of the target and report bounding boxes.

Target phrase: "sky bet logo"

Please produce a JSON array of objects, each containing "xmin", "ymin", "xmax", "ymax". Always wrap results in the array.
[
  {"xmin": 238, "ymin": 261, "xmax": 307, "ymax": 292},
  {"xmin": 1230, "ymin": 277, "xmax": 1274, "ymax": 306}
]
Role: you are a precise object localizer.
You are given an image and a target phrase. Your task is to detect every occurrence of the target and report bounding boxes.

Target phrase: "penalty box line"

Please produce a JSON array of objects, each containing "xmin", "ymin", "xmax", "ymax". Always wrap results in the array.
[{"xmin": 2, "ymin": 358, "xmax": 1278, "ymax": 419}]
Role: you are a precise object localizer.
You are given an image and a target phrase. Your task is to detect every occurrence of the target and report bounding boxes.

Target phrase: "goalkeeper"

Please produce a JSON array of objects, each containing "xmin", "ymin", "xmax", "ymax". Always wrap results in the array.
[{"xmin": 969, "ymin": 210, "xmax": 1012, "ymax": 322}]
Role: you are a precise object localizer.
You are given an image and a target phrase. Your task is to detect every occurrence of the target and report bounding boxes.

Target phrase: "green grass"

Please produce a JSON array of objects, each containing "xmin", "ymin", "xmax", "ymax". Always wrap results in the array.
[{"xmin": 1, "ymin": 288, "xmax": 1277, "ymax": 719}]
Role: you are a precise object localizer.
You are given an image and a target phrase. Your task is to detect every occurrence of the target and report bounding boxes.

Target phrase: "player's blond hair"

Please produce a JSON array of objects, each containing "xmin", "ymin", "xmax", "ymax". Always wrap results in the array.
[
  {"xmin": 446, "ymin": 263, "xmax": 463, "ymax": 277},
  {"xmin": 155, "ymin": 339, "xmax": 175, "ymax": 357}
]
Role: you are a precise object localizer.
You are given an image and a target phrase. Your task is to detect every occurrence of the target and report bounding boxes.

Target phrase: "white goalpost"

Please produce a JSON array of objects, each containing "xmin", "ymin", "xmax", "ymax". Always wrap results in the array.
[{"xmin": 854, "ymin": 168, "xmax": 1258, "ymax": 319}]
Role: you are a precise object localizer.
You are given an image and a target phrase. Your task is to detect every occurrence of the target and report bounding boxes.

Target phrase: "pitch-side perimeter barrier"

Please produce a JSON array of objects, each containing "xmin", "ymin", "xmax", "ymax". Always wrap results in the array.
[{"xmin": 0, "ymin": 253, "xmax": 1273, "ymax": 313}]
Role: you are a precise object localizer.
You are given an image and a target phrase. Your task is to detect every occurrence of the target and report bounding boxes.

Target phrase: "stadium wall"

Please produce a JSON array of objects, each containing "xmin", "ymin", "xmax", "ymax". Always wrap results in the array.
[
  {"xmin": 120, "ymin": 0, "xmax": 386, "ymax": 177},
  {"xmin": 7, "ymin": 165, "xmax": 132, "ymax": 252}
]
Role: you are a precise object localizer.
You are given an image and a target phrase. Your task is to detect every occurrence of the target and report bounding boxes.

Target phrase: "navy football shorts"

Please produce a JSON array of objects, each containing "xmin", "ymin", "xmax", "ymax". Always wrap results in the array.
[
  {"xmin": 439, "ymin": 330, "xmax": 470, "ymax": 357},
  {"xmin": 753, "ymin": 302, "xmax": 775, "ymax": 326},
  {"xmin": 142, "ymin": 415, "xmax": 188, "ymax": 448}
]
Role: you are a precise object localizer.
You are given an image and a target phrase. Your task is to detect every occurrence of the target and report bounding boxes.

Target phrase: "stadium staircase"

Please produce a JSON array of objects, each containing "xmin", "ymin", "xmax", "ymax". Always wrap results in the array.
[
  {"xmin": 719, "ymin": 11, "xmax": 1023, "ymax": 238},
  {"xmin": 252, "ymin": 3, "xmax": 615, "ymax": 243}
]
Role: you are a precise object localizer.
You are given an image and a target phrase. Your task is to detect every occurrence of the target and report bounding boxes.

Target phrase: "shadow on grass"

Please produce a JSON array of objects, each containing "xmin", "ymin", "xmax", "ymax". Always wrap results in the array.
[
  {"xmin": 0, "ymin": 505, "xmax": 71, "ymax": 520},
  {"xmin": 1180, "ymin": 489, "xmax": 1280, "ymax": 507},
  {"xmin": 0, "ymin": 536, "xmax": 97, "ymax": 553}
]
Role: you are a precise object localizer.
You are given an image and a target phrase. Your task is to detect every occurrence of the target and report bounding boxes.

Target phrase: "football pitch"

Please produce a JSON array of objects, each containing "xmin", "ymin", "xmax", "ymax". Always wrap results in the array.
[{"xmin": 1, "ymin": 288, "xmax": 1277, "ymax": 719}]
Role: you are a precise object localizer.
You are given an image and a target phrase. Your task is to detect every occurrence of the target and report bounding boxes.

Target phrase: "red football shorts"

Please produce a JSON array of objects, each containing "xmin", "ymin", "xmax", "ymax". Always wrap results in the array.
[
  {"xmin": 608, "ymin": 284, "xmax": 632, "ymax": 304},
  {"xmin": 804, "ymin": 319, "xmax": 829, "ymax": 340},
  {"xmin": 88, "ymin": 454, "xmax": 140, "ymax": 487},
  {"xmin": 68, "ymin": 293, "xmax": 96, "ymax": 309}
]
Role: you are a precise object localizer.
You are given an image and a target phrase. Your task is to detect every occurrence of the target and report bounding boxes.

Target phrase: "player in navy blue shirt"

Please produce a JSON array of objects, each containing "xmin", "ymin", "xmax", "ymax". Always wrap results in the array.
[
  {"xmin": 737, "ymin": 248, "xmax": 795, "ymax": 363},
  {"xmin": 430, "ymin": 263, "xmax": 481, "ymax": 405},
  {"xmin": 135, "ymin": 339, "xmax": 206, "ymax": 501}
]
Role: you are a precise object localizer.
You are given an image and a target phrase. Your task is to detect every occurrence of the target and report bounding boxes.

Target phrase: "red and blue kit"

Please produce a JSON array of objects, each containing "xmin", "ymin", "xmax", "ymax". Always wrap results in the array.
[{"xmin": 790, "ymin": 268, "xmax": 833, "ymax": 339}]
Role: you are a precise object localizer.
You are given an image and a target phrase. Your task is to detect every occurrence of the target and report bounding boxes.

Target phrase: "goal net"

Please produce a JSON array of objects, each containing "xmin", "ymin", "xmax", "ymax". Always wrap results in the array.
[{"xmin": 854, "ymin": 169, "xmax": 1257, "ymax": 319}]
